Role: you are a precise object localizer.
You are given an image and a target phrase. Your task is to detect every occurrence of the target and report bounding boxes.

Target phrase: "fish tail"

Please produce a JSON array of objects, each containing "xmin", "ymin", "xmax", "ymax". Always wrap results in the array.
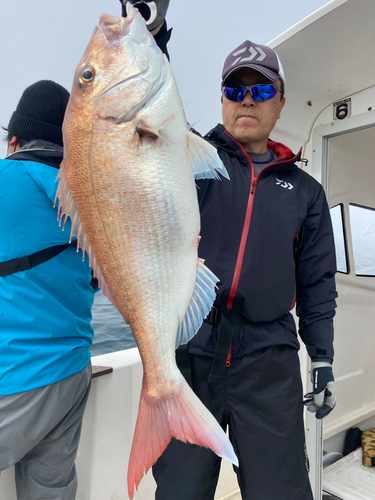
[{"xmin": 127, "ymin": 377, "xmax": 238, "ymax": 499}]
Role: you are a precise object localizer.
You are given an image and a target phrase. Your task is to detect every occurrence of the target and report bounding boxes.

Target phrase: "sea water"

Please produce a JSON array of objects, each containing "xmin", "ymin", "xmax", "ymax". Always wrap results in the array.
[{"xmin": 90, "ymin": 290, "xmax": 137, "ymax": 356}]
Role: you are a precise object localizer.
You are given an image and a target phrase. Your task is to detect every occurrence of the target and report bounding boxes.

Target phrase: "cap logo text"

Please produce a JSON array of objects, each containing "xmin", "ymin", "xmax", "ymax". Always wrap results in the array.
[{"xmin": 231, "ymin": 46, "xmax": 266, "ymax": 66}]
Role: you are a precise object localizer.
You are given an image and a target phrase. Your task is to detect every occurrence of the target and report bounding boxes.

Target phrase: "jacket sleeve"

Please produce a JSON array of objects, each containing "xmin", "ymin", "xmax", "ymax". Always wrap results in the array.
[{"xmin": 295, "ymin": 184, "xmax": 338, "ymax": 363}]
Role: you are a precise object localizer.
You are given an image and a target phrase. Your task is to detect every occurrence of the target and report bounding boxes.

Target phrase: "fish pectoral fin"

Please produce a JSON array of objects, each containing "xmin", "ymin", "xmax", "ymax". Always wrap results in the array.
[
  {"xmin": 175, "ymin": 259, "xmax": 218, "ymax": 348},
  {"xmin": 127, "ymin": 376, "xmax": 238, "ymax": 499},
  {"xmin": 135, "ymin": 121, "xmax": 159, "ymax": 141},
  {"xmin": 187, "ymin": 130, "xmax": 230, "ymax": 180},
  {"xmin": 135, "ymin": 118, "xmax": 174, "ymax": 144}
]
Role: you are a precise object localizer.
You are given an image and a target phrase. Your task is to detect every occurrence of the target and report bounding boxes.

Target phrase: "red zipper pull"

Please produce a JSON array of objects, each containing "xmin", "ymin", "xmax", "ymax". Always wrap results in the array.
[
  {"xmin": 226, "ymin": 344, "xmax": 233, "ymax": 367},
  {"xmin": 251, "ymin": 179, "xmax": 257, "ymax": 194}
]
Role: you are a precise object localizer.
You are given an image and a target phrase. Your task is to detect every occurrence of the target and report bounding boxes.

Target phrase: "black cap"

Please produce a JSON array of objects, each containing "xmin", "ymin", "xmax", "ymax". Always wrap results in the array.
[{"xmin": 7, "ymin": 80, "xmax": 70, "ymax": 147}]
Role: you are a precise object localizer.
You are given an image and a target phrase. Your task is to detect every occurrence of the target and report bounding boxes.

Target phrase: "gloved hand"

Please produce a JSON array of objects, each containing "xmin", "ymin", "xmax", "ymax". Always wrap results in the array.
[
  {"xmin": 304, "ymin": 361, "xmax": 336, "ymax": 419},
  {"xmin": 120, "ymin": 0, "xmax": 170, "ymax": 31}
]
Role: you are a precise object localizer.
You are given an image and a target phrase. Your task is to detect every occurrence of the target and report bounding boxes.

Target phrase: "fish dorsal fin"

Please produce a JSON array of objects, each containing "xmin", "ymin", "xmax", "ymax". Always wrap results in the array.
[
  {"xmin": 187, "ymin": 130, "xmax": 230, "ymax": 180},
  {"xmin": 175, "ymin": 258, "xmax": 218, "ymax": 348},
  {"xmin": 54, "ymin": 162, "xmax": 122, "ymax": 315}
]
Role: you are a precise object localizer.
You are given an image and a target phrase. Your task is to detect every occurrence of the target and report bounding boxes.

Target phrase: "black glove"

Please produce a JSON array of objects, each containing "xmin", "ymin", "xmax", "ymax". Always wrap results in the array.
[
  {"xmin": 304, "ymin": 361, "xmax": 336, "ymax": 419},
  {"xmin": 120, "ymin": 0, "xmax": 170, "ymax": 31}
]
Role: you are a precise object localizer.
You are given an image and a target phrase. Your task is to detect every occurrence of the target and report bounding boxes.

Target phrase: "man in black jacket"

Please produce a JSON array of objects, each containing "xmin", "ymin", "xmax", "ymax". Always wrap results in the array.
[{"xmin": 152, "ymin": 40, "xmax": 337, "ymax": 500}]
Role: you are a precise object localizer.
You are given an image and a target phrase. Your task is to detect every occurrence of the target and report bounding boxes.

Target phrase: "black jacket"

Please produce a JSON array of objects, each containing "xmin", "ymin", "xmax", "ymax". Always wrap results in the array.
[{"xmin": 188, "ymin": 124, "xmax": 337, "ymax": 362}]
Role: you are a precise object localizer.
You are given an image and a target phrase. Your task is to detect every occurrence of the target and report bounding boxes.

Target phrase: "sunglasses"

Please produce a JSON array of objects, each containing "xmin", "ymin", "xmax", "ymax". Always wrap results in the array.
[{"xmin": 222, "ymin": 84, "xmax": 282, "ymax": 102}]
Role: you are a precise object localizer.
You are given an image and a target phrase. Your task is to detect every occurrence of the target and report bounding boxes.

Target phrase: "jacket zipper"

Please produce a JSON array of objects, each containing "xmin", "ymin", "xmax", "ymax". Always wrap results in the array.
[
  {"xmin": 225, "ymin": 134, "xmax": 263, "ymax": 309},
  {"xmin": 227, "ymin": 175, "xmax": 257, "ymax": 309}
]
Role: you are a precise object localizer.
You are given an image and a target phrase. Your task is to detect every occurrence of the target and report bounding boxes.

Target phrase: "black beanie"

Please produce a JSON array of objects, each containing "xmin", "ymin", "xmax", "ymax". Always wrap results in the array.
[{"xmin": 7, "ymin": 80, "xmax": 70, "ymax": 147}]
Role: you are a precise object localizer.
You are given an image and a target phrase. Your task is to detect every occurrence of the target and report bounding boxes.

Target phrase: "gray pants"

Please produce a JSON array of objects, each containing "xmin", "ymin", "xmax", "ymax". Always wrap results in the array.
[{"xmin": 0, "ymin": 364, "xmax": 91, "ymax": 500}]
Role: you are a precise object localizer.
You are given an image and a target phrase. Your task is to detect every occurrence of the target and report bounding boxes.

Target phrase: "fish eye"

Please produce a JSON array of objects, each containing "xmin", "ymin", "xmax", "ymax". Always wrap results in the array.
[{"xmin": 80, "ymin": 68, "xmax": 95, "ymax": 84}]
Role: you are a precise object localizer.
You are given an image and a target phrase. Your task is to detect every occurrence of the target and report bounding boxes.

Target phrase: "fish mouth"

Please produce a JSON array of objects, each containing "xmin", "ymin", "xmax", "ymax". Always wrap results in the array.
[
  {"xmin": 97, "ymin": 8, "xmax": 154, "ymax": 103},
  {"xmin": 99, "ymin": 9, "xmax": 135, "ymax": 50},
  {"xmin": 99, "ymin": 3, "xmax": 147, "ymax": 49},
  {"xmin": 92, "ymin": 5, "xmax": 164, "ymax": 123},
  {"xmin": 98, "ymin": 9, "xmax": 144, "ymax": 99}
]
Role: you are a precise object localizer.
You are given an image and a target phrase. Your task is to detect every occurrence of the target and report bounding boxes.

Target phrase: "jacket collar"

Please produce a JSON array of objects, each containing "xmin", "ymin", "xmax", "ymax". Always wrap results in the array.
[
  {"xmin": 5, "ymin": 140, "xmax": 63, "ymax": 169},
  {"xmin": 205, "ymin": 123, "xmax": 302, "ymax": 171}
]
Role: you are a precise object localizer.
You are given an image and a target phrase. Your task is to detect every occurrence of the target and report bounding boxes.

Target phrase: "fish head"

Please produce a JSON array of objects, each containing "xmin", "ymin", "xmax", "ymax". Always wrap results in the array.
[{"xmin": 67, "ymin": 5, "xmax": 165, "ymax": 126}]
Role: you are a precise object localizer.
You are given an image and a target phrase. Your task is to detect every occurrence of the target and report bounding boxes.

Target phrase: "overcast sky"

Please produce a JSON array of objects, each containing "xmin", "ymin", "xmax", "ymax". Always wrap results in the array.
[{"xmin": 1, "ymin": 0, "xmax": 331, "ymax": 154}]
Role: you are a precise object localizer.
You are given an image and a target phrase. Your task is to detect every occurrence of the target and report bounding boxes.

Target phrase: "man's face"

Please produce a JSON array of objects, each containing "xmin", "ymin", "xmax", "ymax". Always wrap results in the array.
[{"xmin": 222, "ymin": 68, "xmax": 285, "ymax": 154}]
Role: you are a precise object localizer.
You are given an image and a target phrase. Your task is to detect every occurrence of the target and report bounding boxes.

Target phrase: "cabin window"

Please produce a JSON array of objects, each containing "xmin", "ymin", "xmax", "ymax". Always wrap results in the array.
[
  {"xmin": 330, "ymin": 204, "xmax": 348, "ymax": 274},
  {"xmin": 349, "ymin": 203, "xmax": 375, "ymax": 277}
]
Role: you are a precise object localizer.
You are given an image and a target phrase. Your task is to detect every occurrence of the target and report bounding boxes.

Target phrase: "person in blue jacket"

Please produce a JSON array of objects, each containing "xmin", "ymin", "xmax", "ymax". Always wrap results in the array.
[
  {"xmin": 152, "ymin": 41, "xmax": 338, "ymax": 500},
  {"xmin": 0, "ymin": 80, "xmax": 97, "ymax": 500}
]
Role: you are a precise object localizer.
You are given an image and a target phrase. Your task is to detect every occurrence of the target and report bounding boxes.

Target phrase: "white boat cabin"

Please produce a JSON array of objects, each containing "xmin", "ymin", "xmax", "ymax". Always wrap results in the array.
[{"xmin": 271, "ymin": 0, "xmax": 375, "ymax": 498}]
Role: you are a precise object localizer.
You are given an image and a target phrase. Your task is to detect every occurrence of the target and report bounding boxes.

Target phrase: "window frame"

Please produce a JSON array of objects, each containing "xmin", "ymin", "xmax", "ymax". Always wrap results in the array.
[
  {"xmin": 348, "ymin": 202, "xmax": 375, "ymax": 278},
  {"xmin": 330, "ymin": 203, "xmax": 350, "ymax": 275}
]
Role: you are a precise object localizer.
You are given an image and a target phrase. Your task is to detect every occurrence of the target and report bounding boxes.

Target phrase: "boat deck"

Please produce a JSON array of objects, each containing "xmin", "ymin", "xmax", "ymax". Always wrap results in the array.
[{"xmin": 324, "ymin": 448, "xmax": 375, "ymax": 500}]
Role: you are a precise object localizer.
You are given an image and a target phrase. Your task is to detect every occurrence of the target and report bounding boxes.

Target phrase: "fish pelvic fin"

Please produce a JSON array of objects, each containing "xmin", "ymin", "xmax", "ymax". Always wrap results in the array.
[
  {"xmin": 175, "ymin": 258, "xmax": 218, "ymax": 348},
  {"xmin": 127, "ymin": 376, "xmax": 238, "ymax": 499},
  {"xmin": 54, "ymin": 162, "xmax": 121, "ymax": 314},
  {"xmin": 187, "ymin": 130, "xmax": 230, "ymax": 180}
]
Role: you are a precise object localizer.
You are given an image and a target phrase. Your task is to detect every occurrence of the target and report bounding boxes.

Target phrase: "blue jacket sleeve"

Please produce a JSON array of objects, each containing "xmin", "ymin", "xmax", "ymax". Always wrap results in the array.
[{"xmin": 295, "ymin": 185, "xmax": 338, "ymax": 363}]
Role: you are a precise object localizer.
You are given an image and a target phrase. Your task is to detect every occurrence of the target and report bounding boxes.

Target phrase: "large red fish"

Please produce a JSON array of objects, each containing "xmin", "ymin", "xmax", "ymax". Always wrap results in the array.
[{"xmin": 56, "ymin": 6, "xmax": 236, "ymax": 498}]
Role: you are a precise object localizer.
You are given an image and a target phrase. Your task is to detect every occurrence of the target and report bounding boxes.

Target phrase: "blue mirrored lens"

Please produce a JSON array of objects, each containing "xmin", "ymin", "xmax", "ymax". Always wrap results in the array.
[
  {"xmin": 252, "ymin": 85, "xmax": 277, "ymax": 101},
  {"xmin": 224, "ymin": 86, "xmax": 246, "ymax": 101},
  {"xmin": 224, "ymin": 85, "xmax": 277, "ymax": 102}
]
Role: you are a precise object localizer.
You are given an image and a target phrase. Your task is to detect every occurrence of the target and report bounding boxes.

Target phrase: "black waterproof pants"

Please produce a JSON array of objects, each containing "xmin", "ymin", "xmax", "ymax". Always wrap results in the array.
[{"xmin": 152, "ymin": 345, "xmax": 313, "ymax": 500}]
